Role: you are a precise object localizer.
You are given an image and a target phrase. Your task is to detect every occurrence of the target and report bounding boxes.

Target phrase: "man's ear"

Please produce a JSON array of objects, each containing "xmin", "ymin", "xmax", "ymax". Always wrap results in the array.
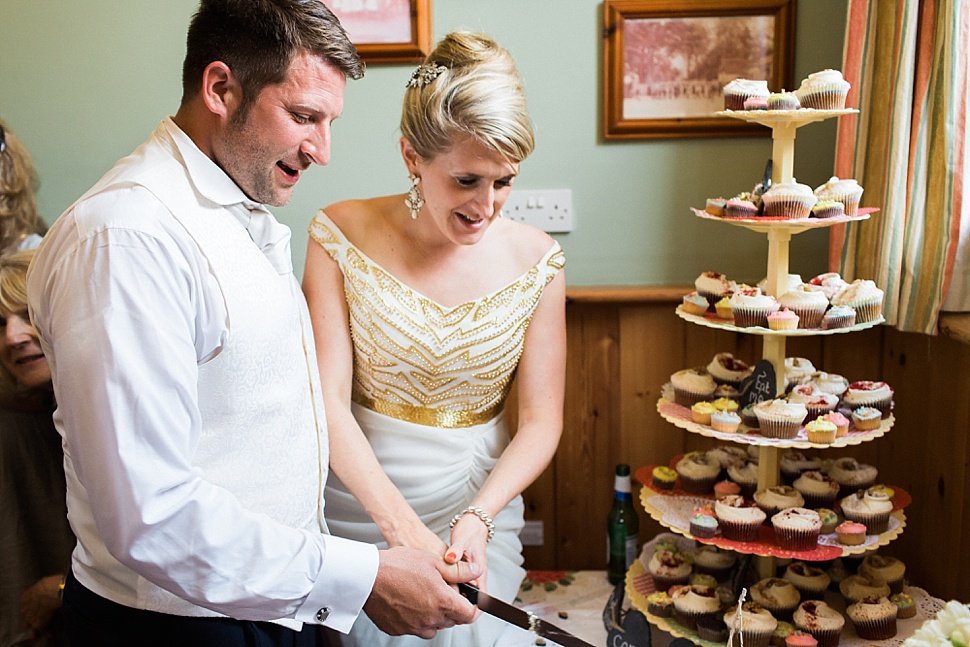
[{"xmin": 200, "ymin": 61, "xmax": 242, "ymax": 120}]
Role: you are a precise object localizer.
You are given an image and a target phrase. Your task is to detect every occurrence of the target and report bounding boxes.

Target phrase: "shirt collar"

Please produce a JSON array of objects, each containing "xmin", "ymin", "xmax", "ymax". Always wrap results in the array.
[{"xmin": 159, "ymin": 118, "xmax": 294, "ymax": 275}]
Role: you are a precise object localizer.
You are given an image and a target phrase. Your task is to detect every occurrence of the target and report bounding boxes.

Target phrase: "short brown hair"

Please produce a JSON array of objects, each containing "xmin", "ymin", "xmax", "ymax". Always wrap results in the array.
[{"xmin": 181, "ymin": 0, "xmax": 365, "ymax": 112}]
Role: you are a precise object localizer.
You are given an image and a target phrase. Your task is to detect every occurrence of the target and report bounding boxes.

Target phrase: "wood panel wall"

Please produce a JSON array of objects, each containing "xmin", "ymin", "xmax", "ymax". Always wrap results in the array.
[{"xmin": 517, "ymin": 287, "xmax": 970, "ymax": 603}]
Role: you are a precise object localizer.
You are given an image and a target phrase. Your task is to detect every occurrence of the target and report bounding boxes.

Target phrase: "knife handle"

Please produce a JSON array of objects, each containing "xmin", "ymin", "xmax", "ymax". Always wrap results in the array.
[{"xmin": 457, "ymin": 582, "xmax": 480, "ymax": 605}]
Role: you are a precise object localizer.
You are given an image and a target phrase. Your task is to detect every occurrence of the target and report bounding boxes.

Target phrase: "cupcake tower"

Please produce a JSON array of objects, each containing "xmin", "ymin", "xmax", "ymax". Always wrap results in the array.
[{"xmin": 628, "ymin": 78, "xmax": 924, "ymax": 647}]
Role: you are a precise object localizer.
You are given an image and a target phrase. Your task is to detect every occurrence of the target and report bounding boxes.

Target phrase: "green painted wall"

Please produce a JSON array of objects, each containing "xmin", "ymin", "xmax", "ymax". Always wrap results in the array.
[{"xmin": 0, "ymin": 1, "xmax": 847, "ymax": 285}]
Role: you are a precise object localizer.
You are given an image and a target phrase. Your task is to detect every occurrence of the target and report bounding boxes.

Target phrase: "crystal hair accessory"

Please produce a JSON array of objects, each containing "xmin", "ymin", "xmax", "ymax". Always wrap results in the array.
[
  {"xmin": 0, "ymin": 123, "xmax": 6, "ymax": 154},
  {"xmin": 405, "ymin": 174, "xmax": 424, "ymax": 219},
  {"xmin": 406, "ymin": 62, "xmax": 447, "ymax": 88}
]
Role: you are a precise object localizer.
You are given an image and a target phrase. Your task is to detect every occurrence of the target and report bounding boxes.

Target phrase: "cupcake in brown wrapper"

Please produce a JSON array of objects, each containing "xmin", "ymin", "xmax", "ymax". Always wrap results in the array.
[
  {"xmin": 715, "ymin": 495, "xmax": 766, "ymax": 542},
  {"xmin": 754, "ymin": 400, "xmax": 808, "ymax": 440},
  {"xmin": 793, "ymin": 600, "xmax": 844, "ymax": 647},
  {"xmin": 771, "ymin": 508, "xmax": 822, "ymax": 552},
  {"xmin": 671, "ymin": 584, "xmax": 722, "ymax": 630},
  {"xmin": 846, "ymin": 596, "xmax": 898, "ymax": 640},
  {"xmin": 840, "ymin": 488, "xmax": 893, "ymax": 534},
  {"xmin": 724, "ymin": 602, "xmax": 778, "ymax": 647}
]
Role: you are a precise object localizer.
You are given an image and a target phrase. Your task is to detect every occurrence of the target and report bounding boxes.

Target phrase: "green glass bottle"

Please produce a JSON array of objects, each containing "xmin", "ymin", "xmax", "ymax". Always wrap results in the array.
[{"xmin": 607, "ymin": 463, "xmax": 639, "ymax": 584}]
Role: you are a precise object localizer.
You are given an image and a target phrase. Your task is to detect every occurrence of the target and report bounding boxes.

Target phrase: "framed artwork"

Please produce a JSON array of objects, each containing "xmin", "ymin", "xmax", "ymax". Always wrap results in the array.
[
  {"xmin": 329, "ymin": 0, "xmax": 432, "ymax": 65},
  {"xmin": 601, "ymin": 0, "xmax": 795, "ymax": 140}
]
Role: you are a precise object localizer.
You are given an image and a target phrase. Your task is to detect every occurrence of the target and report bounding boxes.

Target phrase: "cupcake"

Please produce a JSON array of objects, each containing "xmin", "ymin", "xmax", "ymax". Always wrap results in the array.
[
  {"xmin": 840, "ymin": 574, "xmax": 891, "ymax": 604},
  {"xmin": 814, "ymin": 176, "xmax": 864, "ymax": 215},
  {"xmin": 835, "ymin": 521, "xmax": 867, "ymax": 546},
  {"xmin": 714, "ymin": 480, "xmax": 742, "ymax": 500},
  {"xmin": 693, "ymin": 545, "xmax": 738, "ymax": 581},
  {"xmin": 727, "ymin": 460, "xmax": 760, "ymax": 497},
  {"xmin": 840, "ymin": 488, "xmax": 894, "ymax": 534},
  {"xmin": 712, "ymin": 398, "xmax": 739, "ymax": 413},
  {"xmin": 651, "ymin": 466, "xmax": 678, "ymax": 490},
  {"xmin": 768, "ymin": 308, "xmax": 800, "ymax": 331},
  {"xmin": 754, "ymin": 399, "xmax": 808, "ymax": 440},
  {"xmin": 786, "ymin": 630, "xmax": 818, "ymax": 647},
  {"xmin": 793, "ymin": 393, "xmax": 840, "ymax": 421},
  {"xmin": 731, "ymin": 287, "xmax": 780, "ymax": 328},
  {"xmin": 792, "ymin": 600, "xmax": 845, "ymax": 647},
  {"xmin": 691, "ymin": 401, "xmax": 716, "ymax": 425},
  {"xmin": 697, "ymin": 614, "xmax": 729, "ymax": 642},
  {"xmin": 725, "ymin": 197, "xmax": 759, "ymax": 219},
  {"xmin": 850, "ymin": 406, "xmax": 882, "ymax": 430},
  {"xmin": 846, "ymin": 596, "xmax": 898, "ymax": 640},
  {"xmin": 671, "ymin": 584, "xmax": 722, "ymax": 629},
  {"xmin": 724, "ymin": 601, "xmax": 778, "ymax": 647},
  {"xmin": 647, "ymin": 591, "xmax": 674, "ymax": 618},
  {"xmin": 810, "ymin": 200, "xmax": 845, "ymax": 219},
  {"xmin": 804, "ymin": 418, "xmax": 838, "ymax": 444},
  {"xmin": 708, "ymin": 352, "xmax": 754, "ymax": 388},
  {"xmin": 772, "ymin": 622, "xmax": 796, "ymax": 647},
  {"xmin": 715, "ymin": 494, "xmax": 766, "ymax": 542},
  {"xmin": 782, "ymin": 562, "xmax": 830, "ymax": 601},
  {"xmin": 647, "ymin": 548, "xmax": 693, "ymax": 591},
  {"xmin": 810, "ymin": 372, "xmax": 849, "ymax": 399},
  {"xmin": 754, "ymin": 486, "xmax": 805, "ymax": 518},
  {"xmin": 792, "ymin": 471, "xmax": 840, "ymax": 509},
  {"xmin": 715, "ymin": 383, "xmax": 741, "ymax": 400},
  {"xmin": 706, "ymin": 197, "xmax": 727, "ymax": 216},
  {"xmin": 868, "ymin": 484, "xmax": 895, "ymax": 501},
  {"xmin": 761, "ymin": 181, "xmax": 817, "ymax": 220},
  {"xmin": 683, "ymin": 291, "xmax": 711, "ymax": 315},
  {"xmin": 724, "ymin": 78, "xmax": 771, "ymax": 111},
  {"xmin": 859, "ymin": 554, "xmax": 906, "ymax": 594},
  {"xmin": 890, "ymin": 592, "xmax": 916, "ymax": 619},
  {"xmin": 843, "ymin": 380, "xmax": 893, "ymax": 418},
  {"xmin": 670, "ymin": 368, "xmax": 717, "ymax": 407},
  {"xmin": 715, "ymin": 296, "xmax": 735, "ymax": 319},
  {"xmin": 779, "ymin": 451, "xmax": 822, "ymax": 484},
  {"xmin": 825, "ymin": 559, "xmax": 851, "ymax": 591},
  {"xmin": 695, "ymin": 271, "xmax": 733, "ymax": 306},
  {"xmin": 744, "ymin": 96, "xmax": 769, "ymax": 110},
  {"xmin": 707, "ymin": 445, "xmax": 749, "ymax": 471},
  {"xmin": 771, "ymin": 508, "xmax": 822, "ymax": 552},
  {"xmin": 767, "ymin": 90, "xmax": 800, "ymax": 111},
  {"xmin": 784, "ymin": 357, "xmax": 816, "ymax": 390},
  {"xmin": 751, "ymin": 578, "xmax": 801, "ymax": 621},
  {"xmin": 795, "ymin": 69, "xmax": 851, "ymax": 110},
  {"xmin": 691, "ymin": 513, "xmax": 719, "ymax": 539},
  {"xmin": 807, "ymin": 272, "xmax": 849, "ymax": 301},
  {"xmin": 740, "ymin": 405, "xmax": 759, "ymax": 429},
  {"xmin": 711, "ymin": 409, "xmax": 742, "ymax": 433},
  {"xmin": 675, "ymin": 452, "xmax": 722, "ymax": 494},
  {"xmin": 778, "ymin": 286, "xmax": 829, "ymax": 328},
  {"xmin": 829, "ymin": 458, "xmax": 878, "ymax": 496},
  {"xmin": 815, "ymin": 508, "xmax": 839, "ymax": 534}
]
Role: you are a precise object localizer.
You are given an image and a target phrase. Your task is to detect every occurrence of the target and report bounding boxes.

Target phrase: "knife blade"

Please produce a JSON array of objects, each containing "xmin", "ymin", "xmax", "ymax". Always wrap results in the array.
[{"xmin": 458, "ymin": 582, "xmax": 596, "ymax": 647}]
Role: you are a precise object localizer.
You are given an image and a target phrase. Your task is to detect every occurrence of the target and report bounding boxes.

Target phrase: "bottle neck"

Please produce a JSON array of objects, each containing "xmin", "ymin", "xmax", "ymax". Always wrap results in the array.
[{"xmin": 614, "ymin": 474, "xmax": 632, "ymax": 498}]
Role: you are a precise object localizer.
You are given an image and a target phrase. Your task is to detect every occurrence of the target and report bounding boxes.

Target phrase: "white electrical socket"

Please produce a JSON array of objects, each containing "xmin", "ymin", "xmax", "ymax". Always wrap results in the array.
[
  {"xmin": 519, "ymin": 520, "xmax": 545, "ymax": 546},
  {"xmin": 503, "ymin": 189, "xmax": 573, "ymax": 233}
]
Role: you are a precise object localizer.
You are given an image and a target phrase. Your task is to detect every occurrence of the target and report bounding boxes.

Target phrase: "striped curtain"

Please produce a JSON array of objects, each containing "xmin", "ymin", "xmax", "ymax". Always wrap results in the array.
[{"xmin": 829, "ymin": 0, "xmax": 968, "ymax": 334}]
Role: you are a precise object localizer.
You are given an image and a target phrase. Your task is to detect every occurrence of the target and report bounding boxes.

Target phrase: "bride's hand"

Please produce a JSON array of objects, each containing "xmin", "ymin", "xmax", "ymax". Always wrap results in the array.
[
  {"xmin": 445, "ymin": 515, "xmax": 490, "ymax": 591},
  {"xmin": 390, "ymin": 521, "xmax": 449, "ymax": 558}
]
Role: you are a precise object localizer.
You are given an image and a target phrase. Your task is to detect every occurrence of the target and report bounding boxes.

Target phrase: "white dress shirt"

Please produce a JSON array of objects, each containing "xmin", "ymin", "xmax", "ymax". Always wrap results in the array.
[{"xmin": 26, "ymin": 118, "xmax": 377, "ymax": 633}]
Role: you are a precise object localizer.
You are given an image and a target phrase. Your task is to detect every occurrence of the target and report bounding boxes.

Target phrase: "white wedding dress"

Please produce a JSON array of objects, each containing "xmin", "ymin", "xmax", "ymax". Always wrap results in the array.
[{"xmin": 308, "ymin": 211, "xmax": 564, "ymax": 647}]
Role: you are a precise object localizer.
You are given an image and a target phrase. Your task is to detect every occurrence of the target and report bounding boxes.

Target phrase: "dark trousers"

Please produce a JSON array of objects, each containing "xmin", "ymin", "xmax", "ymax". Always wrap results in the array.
[{"xmin": 62, "ymin": 570, "xmax": 330, "ymax": 647}]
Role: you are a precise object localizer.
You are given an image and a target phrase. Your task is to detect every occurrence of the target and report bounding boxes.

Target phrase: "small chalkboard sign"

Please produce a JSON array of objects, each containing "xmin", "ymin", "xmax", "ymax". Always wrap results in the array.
[
  {"xmin": 604, "ymin": 581, "xmax": 650, "ymax": 647},
  {"xmin": 737, "ymin": 359, "xmax": 778, "ymax": 408}
]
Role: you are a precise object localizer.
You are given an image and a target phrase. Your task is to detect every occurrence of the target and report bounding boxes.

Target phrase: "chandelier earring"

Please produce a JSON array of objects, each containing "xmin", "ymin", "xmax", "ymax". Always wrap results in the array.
[{"xmin": 405, "ymin": 174, "xmax": 424, "ymax": 220}]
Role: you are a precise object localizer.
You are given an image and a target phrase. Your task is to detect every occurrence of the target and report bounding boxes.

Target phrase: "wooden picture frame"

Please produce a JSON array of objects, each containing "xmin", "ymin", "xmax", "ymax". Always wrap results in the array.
[
  {"xmin": 602, "ymin": 0, "xmax": 795, "ymax": 140},
  {"xmin": 330, "ymin": 0, "xmax": 432, "ymax": 65}
]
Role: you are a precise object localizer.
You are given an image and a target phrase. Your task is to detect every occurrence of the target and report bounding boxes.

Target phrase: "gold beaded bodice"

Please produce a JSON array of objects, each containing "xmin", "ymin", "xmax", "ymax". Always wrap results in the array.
[{"xmin": 309, "ymin": 211, "xmax": 565, "ymax": 428}]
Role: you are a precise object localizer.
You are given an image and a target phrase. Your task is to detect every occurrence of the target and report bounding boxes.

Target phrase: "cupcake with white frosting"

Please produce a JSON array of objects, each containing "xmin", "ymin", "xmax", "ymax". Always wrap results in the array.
[
  {"xmin": 724, "ymin": 78, "xmax": 770, "ymax": 110},
  {"xmin": 778, "ymin": 285, "xmax": 830, "ymax": 328},
  {"xmin": 831, "ymin": 279, "xmax": 883, "ymax": 322},
  {"xmin": 730, "ymin": 286, "xmax": 780, "ymax": 328}
]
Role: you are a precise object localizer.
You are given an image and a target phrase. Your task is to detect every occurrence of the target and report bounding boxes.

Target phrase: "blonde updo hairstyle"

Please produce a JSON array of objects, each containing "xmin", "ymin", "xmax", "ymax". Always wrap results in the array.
[
  {"xmin": 0, "ymin": 119, "xmax": 47, "ymax": 254},
  {"xmin": 0, "ymin": 248, "xmax": 51, "ymax": 410},
  {"xmin": 401, "ymin": 31, "xmax": 534, "ymax": 164}
]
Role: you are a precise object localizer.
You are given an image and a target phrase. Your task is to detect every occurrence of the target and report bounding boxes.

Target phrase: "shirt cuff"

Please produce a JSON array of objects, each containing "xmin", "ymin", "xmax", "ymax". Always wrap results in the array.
[{"xmin": 296, "ymin": 534, "xmax": 379, "ymax": 633}]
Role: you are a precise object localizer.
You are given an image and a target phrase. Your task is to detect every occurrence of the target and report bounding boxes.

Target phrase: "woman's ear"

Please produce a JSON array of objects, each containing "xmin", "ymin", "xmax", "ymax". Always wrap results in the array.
[
  {"xmin": 200, "ymin": 61, "xmax": 243, "ymax": 120},
  {"xmin": 399, "ymin": 137, "xmax": 421, "ymax": 176}
]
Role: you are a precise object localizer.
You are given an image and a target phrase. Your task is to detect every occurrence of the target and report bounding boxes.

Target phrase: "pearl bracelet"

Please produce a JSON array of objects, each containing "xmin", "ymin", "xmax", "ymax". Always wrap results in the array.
[{"xmin": 448, "ymin": 505, "xmax": 495, "ymax": 542}]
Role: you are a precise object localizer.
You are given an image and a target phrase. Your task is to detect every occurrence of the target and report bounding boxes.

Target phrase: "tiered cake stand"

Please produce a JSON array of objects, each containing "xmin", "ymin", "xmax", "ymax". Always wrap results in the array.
[{"xmin": 625, "ymin": 108, "xmax": 933, "ymax": 645}]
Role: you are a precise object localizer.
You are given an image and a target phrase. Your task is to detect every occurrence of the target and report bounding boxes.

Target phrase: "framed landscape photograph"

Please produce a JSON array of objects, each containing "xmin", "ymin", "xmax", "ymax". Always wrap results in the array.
[
  {"xmin": 329, "ymin": 0, "xmax": 432, "ymax": 65},
  {"xmin": 602, "ymin": 0, "xmax": 795, "ymax": 140}
]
